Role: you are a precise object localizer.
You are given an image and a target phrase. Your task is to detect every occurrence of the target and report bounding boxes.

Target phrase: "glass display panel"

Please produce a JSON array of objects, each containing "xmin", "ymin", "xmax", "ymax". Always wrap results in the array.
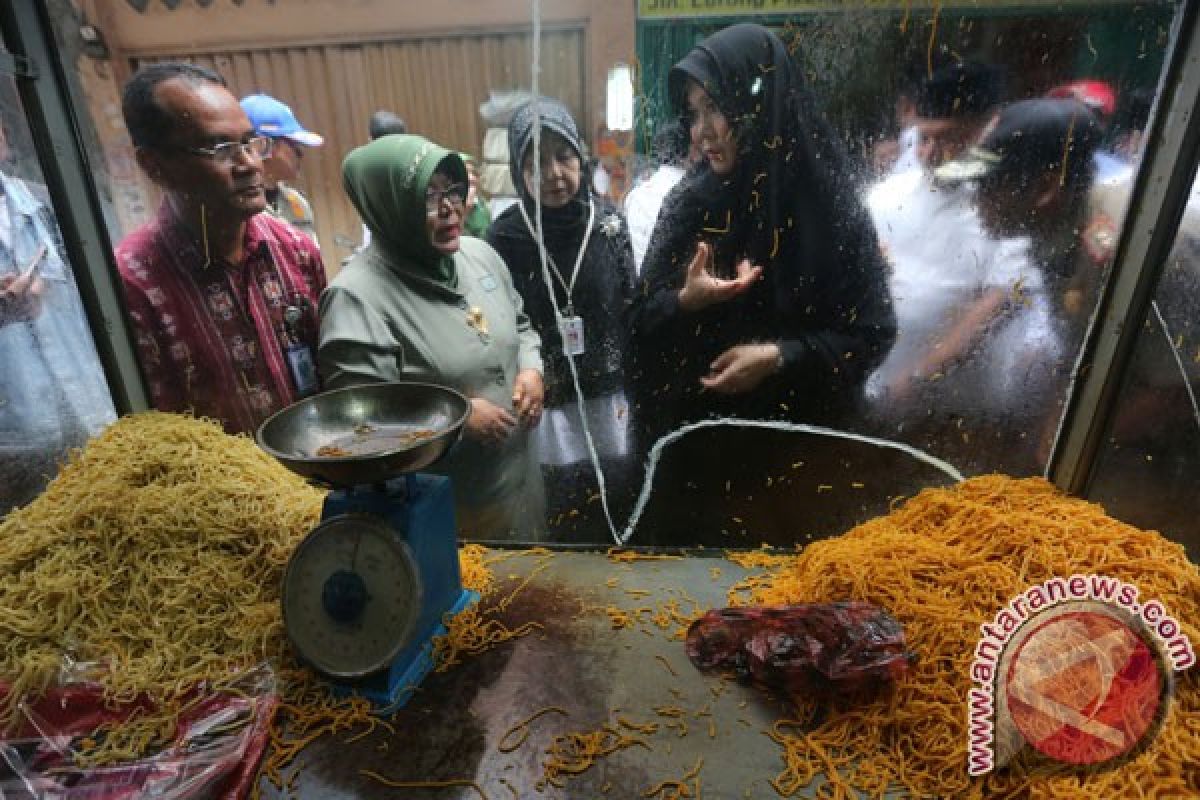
[
  {"xmin": 36, "ymin": 0, "xmax": 1189, "ymax": 549},
  {"xmin": 1087, "ymin": 170, "xmax": 1200, "ymax": 560},
  {"xmin": 0, "ymin": 55, "xmax": 115, "ymax": 511}
]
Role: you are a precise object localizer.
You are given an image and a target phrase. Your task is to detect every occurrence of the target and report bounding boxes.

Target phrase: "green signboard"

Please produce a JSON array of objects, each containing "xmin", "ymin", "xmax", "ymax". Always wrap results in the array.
[{"xmin": 638, "ymin": 0, "xmax": 1145, "ymax": 18}]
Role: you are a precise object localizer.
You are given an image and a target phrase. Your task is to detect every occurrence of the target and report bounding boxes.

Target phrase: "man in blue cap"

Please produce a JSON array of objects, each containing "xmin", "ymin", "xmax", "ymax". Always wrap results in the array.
[{"xmin": 240, "ymin": 93, "xmax": 324, "ymax": 247}]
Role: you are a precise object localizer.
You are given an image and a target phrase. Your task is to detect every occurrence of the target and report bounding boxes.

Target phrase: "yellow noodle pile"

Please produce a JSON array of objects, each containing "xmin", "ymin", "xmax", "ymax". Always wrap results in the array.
[
  {"xmin": 0, "ymin": 413, "xmax": 537, "ymax": 782},
  {"xmin": 732, "ymin": 475, "xmax": 1200, "ymax": 799},
  {"xmin": 0, "ymin": 412, "xmax": 324, "ymax": 755},
  {"xmin": 538, "ymin": 719, "xmax": 651, "ymax": 790}
]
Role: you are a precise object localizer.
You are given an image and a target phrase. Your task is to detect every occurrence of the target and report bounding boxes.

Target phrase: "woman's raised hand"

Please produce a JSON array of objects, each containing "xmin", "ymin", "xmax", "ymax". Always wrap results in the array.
[{"xmin": 677, "ymin": 242, "xmax": 762, "ymax": 313}]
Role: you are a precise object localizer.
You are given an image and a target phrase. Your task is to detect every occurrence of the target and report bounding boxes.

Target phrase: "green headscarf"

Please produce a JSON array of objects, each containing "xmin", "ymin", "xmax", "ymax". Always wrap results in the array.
[
  {"xmin": 457, "ymin": 151, "xmax": 492, "ymax": 239},
  {"xmin": 342, "ymin": 134, "xmax": 468, "ymax": 285}
]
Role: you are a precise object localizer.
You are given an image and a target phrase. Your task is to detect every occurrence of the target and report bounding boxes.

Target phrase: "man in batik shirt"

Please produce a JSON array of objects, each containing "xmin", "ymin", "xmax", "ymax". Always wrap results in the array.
[{"xmin": 115, "ymin": 62, "xmax": 326, "ymax": 434}]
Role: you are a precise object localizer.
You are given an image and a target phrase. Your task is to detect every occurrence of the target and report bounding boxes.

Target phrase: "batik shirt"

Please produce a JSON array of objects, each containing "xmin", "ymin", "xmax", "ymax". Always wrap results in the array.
[{"xmin": 115, "ymin": 202, "xmax": 326, "ymax": 434}]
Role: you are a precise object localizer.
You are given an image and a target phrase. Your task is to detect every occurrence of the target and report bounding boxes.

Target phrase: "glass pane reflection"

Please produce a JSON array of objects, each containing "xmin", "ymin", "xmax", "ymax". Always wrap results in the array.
[
  {"xmin": 1087, "ymin": 173, "xmax": 1200, "ymax": 561},
  {"xmin": 622, "ymin": 2, "xmax": 1173, "ymax": 546},
  {"xmin": 0, "ymin": 69, "xmax": 116, "ymax": 511},
  {"xmin": 41, "ymin": 0, "xmax": 1187, "ymax": 547}
]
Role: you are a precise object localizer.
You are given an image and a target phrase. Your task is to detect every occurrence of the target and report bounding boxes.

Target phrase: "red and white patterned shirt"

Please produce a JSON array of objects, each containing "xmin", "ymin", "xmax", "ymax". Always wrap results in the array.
[{"xmin": 115, "ymin": 202, "xmax": 327, "ymax": 434}]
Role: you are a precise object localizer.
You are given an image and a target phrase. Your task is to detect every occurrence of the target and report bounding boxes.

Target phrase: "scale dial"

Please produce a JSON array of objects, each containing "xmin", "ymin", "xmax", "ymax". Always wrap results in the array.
[{"xmin": 282, "ymin": 513, "xmax": 422, "ymax": 678}]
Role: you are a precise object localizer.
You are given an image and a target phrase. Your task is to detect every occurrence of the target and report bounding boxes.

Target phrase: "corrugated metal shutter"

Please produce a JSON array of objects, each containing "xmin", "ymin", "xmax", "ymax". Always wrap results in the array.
[{"xmin": 136, "ymin": 28, "xmax": 585, "ymax": 273}]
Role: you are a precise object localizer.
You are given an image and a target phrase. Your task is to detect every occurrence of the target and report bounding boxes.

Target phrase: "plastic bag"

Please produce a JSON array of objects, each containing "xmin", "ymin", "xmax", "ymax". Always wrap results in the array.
[
  {"xmin": 0, "ymin": 663, "xmax": 277, "ymax": 800},
  {"xmin": 478, "ymin": 90, "xmax": 535, "ymax": 127},
  {"xmin": 685, "ymin": 603, "xmax": 915, "ymax": 702}
]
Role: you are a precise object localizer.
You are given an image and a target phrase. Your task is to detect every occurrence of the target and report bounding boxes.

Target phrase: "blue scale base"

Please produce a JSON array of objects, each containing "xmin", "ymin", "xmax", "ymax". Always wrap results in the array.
[
  {"xmin": 330, "ymin": 588, "xmax": 479, "ymax": 715},
  {"xmin": 318, "ymin": 474, "xmax": 475, "ymax": 715}
]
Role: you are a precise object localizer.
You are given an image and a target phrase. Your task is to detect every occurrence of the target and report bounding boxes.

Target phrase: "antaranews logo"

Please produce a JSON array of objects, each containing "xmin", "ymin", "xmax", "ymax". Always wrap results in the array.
[{"xmin": 967, "ymin": 574, "xmax": 1195, "ymax": 775}]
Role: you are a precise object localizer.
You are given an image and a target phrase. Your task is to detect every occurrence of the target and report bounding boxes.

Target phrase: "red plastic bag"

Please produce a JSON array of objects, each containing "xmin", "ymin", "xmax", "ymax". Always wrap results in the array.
[
  {"xmin": 686, "ymin": 603, "xmax": 915, "ymax": 701},
  {"xmin": 0, "ymin": 664, "xmax": 276, "ymax": 800}
]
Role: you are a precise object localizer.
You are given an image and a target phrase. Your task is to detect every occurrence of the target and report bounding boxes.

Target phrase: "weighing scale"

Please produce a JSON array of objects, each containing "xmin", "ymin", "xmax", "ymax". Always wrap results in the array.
[{"xmin": 256, "ymin": 382, "xmax": 477, "ymax": 713}]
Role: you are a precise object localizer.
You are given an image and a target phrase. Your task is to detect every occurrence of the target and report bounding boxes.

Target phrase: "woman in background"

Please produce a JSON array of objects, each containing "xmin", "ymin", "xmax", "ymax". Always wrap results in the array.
[
  {"xmin": 460, "ymin": 152, "xmax": 492, "ymax": 238},
  {"xmin": 487, "ymin": 97, "xmax": 636, "ymax": 539},
  {"xmin": 319, "ymin": 134, "xmax": 546, "ymax": 541}
]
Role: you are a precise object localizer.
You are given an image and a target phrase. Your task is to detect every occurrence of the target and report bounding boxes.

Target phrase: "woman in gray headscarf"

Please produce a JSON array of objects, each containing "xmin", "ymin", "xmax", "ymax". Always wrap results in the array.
[
  {"xmin": 319, "ymin": 134, "xmax": 546, "ymax": 541},
  {"xmin": 486, "ymin": 97, "xmax": 636, "ymax": 540}
]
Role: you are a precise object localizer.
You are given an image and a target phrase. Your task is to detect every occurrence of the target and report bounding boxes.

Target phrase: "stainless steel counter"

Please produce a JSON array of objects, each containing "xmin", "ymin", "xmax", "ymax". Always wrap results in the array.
[{"xmin": 265, "ymin": 549, "xmax": 822, "ymax": 799}]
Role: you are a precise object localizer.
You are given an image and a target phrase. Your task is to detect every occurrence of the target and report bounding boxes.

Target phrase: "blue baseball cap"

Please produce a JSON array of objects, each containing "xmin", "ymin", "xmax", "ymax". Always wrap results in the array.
[{"xmin": 240, "ymin": 94, "xmax": 324, "ymax": 147}]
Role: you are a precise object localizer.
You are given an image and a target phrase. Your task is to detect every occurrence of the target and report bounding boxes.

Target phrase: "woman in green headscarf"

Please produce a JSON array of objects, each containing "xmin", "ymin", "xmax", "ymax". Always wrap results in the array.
[
  {"xmin": 459, "ymin": 152, "xmax": 492, "ymax": 239},
  {"xmin": 319, "ymin": 134, "xmax": 547, "ymax": 541}
]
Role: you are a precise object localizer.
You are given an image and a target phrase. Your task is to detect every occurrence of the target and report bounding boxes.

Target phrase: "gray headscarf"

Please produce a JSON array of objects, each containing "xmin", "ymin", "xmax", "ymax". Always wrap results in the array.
[{"xmin": 506, "ymin": 96, "xmax": 591, "ymax": 229}]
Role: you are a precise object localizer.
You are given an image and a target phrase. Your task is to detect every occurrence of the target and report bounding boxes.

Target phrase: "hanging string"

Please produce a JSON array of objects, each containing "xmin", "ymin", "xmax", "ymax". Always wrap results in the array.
[{"xmin": 528, "ymin": 0, "xmax": 621, "ymax": 544}]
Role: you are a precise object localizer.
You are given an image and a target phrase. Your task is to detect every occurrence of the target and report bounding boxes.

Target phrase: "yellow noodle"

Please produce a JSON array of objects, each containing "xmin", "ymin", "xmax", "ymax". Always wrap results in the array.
[
  {"xmin": 0, "ymin": 413, "xmax": 324, "ymax": 765},
  {"xmin": 0, "ymin": 412, "xmax": 519, "ymax": 792},
  {"xmin": 496, "ymin": 705, "xmax": 569, "ymax": 753},
  {"xmin": 733, "ymin": 475, "xmax": 1200, "ymax": 799}
]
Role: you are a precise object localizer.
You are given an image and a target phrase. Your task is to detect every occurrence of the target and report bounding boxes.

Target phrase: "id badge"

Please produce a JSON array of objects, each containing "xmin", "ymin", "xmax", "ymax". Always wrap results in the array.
[
  {"xmin": 560, "ymin": 315, "xmax": 585, "ymax": 356},
  {"xmin": 286, "ymin": 343, "xmax": 319, "ymax": 397}
]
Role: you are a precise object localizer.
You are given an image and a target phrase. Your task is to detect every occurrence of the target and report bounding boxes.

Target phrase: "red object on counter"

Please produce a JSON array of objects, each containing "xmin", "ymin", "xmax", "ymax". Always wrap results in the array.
[
  {"xmin": 685, "ymin": 602, "xmax": 915, "ymax": 701},
  {"xmin": 0, "ymin": 680, "xmax": 277, "ymax": 800}
]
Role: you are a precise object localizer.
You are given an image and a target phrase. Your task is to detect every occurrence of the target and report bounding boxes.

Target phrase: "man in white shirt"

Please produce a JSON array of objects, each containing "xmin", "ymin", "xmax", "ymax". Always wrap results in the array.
[
  {"xmin": 864, "ymin": 61, "xmax": 1034, "ymax": 417},
  {"xmin": 0, "ymin": 118, "xmax": 115, "ymax": 508},
  {"xmin": 623, "ymin": 120, "xmax": 695, "ymax": 273}
]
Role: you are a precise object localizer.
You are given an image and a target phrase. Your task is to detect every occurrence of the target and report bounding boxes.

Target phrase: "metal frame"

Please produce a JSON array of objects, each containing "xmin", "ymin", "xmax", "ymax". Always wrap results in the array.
[
  {"xmin": 0, "ymin": 1, "xmax": 148, "ymax": 415},
  {"xmin": 1048, "ymin": 0, "xmax": 1200, "ymax": 494}
]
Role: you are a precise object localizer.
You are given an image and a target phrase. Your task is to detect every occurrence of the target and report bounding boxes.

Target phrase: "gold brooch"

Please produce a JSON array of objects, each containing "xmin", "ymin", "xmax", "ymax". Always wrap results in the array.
[{"xmin": 467, "ymin": 306, "xmax": 489, "ymax": 335}]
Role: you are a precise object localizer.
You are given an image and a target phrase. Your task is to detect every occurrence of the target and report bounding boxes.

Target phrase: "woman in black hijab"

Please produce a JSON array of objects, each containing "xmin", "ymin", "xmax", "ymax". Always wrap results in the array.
[
  {"xmin": 629, "ymin": 24, "xmax": 896, "ymax": 454},
  {"xmin": 488, "ymin": 97, "xmax": 637, "ymax": 540}
]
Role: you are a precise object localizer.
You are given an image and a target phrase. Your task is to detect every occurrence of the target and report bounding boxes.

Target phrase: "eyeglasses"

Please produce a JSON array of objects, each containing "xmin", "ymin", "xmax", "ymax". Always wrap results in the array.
[
  {"xmin": 425, "ymin": 183, "xmax": 468, "ymax": 213},
  {"xmin": 184, "ymin": 136, "xmax": 273, "ymax": 164}
]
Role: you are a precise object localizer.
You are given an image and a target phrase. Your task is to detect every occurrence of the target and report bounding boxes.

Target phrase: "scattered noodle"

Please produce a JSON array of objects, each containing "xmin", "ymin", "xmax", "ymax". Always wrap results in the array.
[
  {"xmin": 607, "ymin": 549, "xmax": 684, "ymax": 562},
  {"xmin": 643, "ymin": 756, "xmax": 703, "ymax": 799},
  {"xmin": 432, "ymin": 549, "xmax": 551, "ymax": 671},
  {"xmin": 733, "ymin": 475, "xmax": 1200, "ymax": 799},
  {"xmin": 360, "ymin": 770, "xmax": 491, "ymax": 799},
  {"xmin": 497, "ymin": 705, "xmax": 569, "ymax": 753},
  {"xmin": 617, "ymin": 716, "xmax": 660, "ymax": 735},
  {"xmin": 539, "ymin": 721, "xmax": 651, "ymax": 789}
]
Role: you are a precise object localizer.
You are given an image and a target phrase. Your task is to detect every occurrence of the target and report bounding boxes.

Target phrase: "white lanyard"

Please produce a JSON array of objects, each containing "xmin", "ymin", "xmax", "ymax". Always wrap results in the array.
[{"xmin": 518, "ymin": 197, "xmax": 595, "ymax": 316}]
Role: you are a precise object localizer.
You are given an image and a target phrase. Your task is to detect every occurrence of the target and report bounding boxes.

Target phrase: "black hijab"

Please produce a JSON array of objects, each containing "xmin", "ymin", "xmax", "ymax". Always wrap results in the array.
[
  {"xmin": 488, "ymin": 97, "xmax": 636, "ymax": 406},
  {"xmin": 630, "ymin": 24, "xmax": 895, "ymax": 441},
  {"xmin": 665, "ymin": 22, "xmax": 874, "ymax": 273}
]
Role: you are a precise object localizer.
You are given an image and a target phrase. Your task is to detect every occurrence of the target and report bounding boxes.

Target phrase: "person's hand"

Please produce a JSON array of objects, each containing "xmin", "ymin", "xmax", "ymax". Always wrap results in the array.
[
  {"xmin": 0, "ymin": 271, "xmax": 45, "ymax": 326},
  {"xmin": 512, "ymin": 369, "xmax": 544, "ymax": 428},
  {"xmin": 465, "ymin": 397, "xmax": 518, "ymax": 445},
  {"xmin": 676, "ymin": 242, "xmax": 762, "ymax": 313},
  {"xmin": 700, "ymin": 343, "xmax": 781, "ymax": 395}
]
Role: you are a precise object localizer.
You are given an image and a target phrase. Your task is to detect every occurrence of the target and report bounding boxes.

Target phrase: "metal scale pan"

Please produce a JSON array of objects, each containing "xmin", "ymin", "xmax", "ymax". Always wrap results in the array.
[
  {"xmin": 256, "ymin": 380, "xmax": 470, "ymax": 489},
  {"xmin": 257, "ymin": 382, "xmax": 471, "ymax": 682}
]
